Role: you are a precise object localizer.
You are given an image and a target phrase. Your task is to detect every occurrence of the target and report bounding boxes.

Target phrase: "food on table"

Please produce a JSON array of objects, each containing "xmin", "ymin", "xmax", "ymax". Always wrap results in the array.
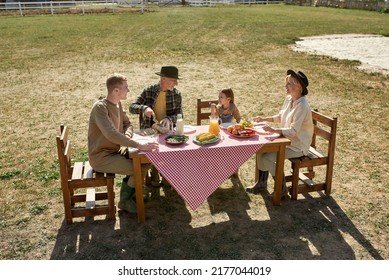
[
  {"xmin": 227, "ymin": 124, "xmax": 256, "ymax": 137},
  {"xmin": 239, "ymin": 119, "xmax": 254, "ymax": 129},
  {"xmin": 195, "ymin": 132, "xmax": 218, "ymax": 142},
  {"xmin": 165, "ymin": 134, "xmax": 189, "ymax": 144}
]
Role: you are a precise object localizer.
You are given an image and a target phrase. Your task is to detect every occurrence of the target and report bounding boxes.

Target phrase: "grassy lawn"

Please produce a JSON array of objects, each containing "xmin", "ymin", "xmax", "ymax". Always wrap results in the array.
[{"xmin": 0, "ymin": 5, "xmax": 388, "ymax": 260}]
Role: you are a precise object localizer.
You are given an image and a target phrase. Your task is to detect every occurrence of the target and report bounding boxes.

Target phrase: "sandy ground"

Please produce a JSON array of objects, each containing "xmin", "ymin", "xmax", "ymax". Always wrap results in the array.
[{"xmin": 290, "ymin": 34, "xmax": 389, "ymax": 75}]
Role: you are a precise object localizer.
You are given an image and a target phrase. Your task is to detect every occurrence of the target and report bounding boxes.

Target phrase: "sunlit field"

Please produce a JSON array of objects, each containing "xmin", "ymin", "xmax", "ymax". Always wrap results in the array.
[{"xmin": 0, "ymin": 5, "xmax": 388, "ymax": 260}]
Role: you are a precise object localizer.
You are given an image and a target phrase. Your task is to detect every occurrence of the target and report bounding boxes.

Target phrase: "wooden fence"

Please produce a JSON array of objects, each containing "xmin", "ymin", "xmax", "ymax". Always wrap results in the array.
[
  {"xmin": 285, "ymin": 0, "xmax": 388, "ymax": 12},
  {"xmin": 0, "ymin": 0, "xmax": 285, "ymax": 16}
]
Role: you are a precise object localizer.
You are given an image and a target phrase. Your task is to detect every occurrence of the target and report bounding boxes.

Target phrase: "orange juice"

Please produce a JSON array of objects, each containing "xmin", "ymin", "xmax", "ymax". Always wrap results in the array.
[{"xmin": 208, "ymin": 116, "xmax": 220, "ymax": 136}]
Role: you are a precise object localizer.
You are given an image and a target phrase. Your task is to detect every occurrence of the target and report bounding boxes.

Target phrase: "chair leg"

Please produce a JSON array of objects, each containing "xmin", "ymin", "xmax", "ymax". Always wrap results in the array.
[
  {"xmin": 291, "ymin": 162, "xmax": 300, "ymax": 200},
  {"xmin": 325, "ymin": 164, "xmax": 334, "ymax": 196},
  {"xmin": 107, "ymin": 178, "xmax": 116, "ymax": 220},
  {"xmin": 62, "ymin": 184, "xmax": 73, "ymax": 224}
]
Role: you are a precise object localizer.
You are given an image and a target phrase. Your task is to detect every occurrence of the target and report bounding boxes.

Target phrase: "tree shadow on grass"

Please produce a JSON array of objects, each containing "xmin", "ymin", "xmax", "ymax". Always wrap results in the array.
[{"xmin": 50, "ymin": 183, "xmax": 383, "ymax": 260}]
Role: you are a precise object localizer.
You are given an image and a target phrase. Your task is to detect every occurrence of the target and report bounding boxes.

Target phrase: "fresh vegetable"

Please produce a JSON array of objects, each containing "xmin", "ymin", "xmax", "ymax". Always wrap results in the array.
[
  {"xmin": 239, "ymin": 119, "xmax": 254, "ymax": 129},
  {"xmin": 227, "ymin": 124, "xmax": 256, "ymax": 137},
  {"xmin": 165, "ymin": 134, "xmax": 189, "ymax": 143},
  {"xmin": 195, "ymin": 132, "xmax": 217, "ymax": 142}
]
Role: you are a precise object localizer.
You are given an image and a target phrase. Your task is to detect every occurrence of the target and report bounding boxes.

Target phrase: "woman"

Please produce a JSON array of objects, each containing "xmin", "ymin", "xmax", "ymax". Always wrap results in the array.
[{"xmin": 247, "ymin": 70, "xmax": 314, "ymax": 198}]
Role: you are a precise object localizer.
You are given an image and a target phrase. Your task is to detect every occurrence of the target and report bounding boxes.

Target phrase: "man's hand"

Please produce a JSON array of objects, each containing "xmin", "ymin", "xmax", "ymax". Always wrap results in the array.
[
  {"xmin": 144, "ymin": 107, "xmax": 155, "ymax": 118},
  {"xmin": 137, "ymin": 142, "xmax": 158, "ymax": 151},
  {"xmin": 159, "ymin": 117, "xmax": 173, "ymax": 131},
  {"xmin": 152, "ymin": 123, "xmax": 170, "ymax": 134}
]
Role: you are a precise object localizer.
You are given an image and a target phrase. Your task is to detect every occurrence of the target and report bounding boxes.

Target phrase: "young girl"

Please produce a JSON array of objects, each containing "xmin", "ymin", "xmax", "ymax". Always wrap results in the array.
[{"xmin": 211, "ymin": 88, "xmax": 241, "ymax": 124}]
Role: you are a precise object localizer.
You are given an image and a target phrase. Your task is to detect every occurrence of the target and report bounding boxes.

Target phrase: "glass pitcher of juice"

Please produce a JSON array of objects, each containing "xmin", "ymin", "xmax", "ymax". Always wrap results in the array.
[{"xmin": 208, "ymin": 116, "xmax": 220, "ymax": 136}]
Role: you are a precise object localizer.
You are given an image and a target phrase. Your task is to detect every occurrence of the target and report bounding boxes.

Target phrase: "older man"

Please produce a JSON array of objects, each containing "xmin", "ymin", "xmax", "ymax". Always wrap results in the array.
[
  {"xmin": 129, "ymin": 66, "xmax": 183, "ymax": 187},
  {"xmin": 88, "ymin": 73, "xmax": 158, "ymax": 213}
]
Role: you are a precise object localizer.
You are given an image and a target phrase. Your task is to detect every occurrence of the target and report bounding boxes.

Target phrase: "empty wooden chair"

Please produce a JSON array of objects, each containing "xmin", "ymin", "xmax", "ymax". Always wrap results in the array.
[
  {"xmin": 197, "ymin": 98, "xmax": 218, "ymax": 125},
  {"xmin": 56, "ymin": 124, "xmax": 116, "ymax": 224},
  {"xmin": 287, "ymin": 109, "xmax": 337, "ymax": 200}
]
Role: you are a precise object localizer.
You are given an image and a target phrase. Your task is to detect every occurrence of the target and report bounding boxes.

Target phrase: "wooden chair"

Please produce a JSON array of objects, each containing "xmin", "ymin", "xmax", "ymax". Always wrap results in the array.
[
  {"xmin": 197, "ymin": 98, "xmax": 218, "ymax": 125},
  {"xmin": 287, "ymin": 109, "xmax": 337, "ymax": 200},
  {"xmin": 56, "ymin": 124, "xmax": 116, "ymax": 224}
]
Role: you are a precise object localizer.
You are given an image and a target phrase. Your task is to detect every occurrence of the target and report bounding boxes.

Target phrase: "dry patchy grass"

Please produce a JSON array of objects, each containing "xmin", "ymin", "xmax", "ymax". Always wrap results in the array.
[{"xmin": 0, "ymin": 6, "xmax": 388, "ymax": 260}]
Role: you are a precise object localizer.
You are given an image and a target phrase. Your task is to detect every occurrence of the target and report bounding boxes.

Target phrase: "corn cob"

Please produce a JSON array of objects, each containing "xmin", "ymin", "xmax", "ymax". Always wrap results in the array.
[
  {"xmin": 195, "ymin": 132, "xmax": 208, "ymax": 140},
  {"xmin": 197, "ymin": 132, "xmax": 216, "ymax": 142}
]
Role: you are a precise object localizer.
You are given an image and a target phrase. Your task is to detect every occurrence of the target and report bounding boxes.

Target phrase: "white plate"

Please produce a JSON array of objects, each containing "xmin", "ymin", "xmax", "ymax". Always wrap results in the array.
[
  {"xmin": 134, "ymin": 137, "xmax": 156, "ymax": 144},
  {"xmin": 184, "ymin": 125, "xmax": 196, "ymax": 134},
  {"xmin": 253, "ymin": 122, "xmax": 266, "ymax": 127},
  {"xmin": 193, "ymin": 136, "xmax": 220, "ymax": 145},
  {"xmin": 219, "ymin": 122, "xmax": 236, "ymax": 129}
]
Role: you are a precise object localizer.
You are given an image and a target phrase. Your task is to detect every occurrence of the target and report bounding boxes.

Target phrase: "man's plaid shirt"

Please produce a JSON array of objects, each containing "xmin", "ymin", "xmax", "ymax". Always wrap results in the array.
[{"xmin": 129, "ymin": 83, "xmax": 183, "ymax": 129}]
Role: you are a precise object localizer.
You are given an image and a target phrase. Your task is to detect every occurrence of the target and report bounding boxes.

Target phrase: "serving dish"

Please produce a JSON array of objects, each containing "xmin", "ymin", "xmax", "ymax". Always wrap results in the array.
[
  {"xmin": 165, "ymin": 135, "xmax": 189, "ymax": 145},
  {"xmin": 193, "ymin": 136, "xmax": 220, "ymax": 145}
]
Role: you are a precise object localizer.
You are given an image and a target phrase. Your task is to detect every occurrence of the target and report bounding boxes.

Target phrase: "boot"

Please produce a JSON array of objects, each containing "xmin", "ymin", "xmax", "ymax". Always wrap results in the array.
[
  {"xmin": 246, "ymin": 170, "xmax": 268, "ymax": 194},
  {"xmin": 118, "ymin": 177, "xmax": 137, "ymax": 213},
  {"xmin": 149, "ymin": 166, "xmax": 161, "ymax": 188}
]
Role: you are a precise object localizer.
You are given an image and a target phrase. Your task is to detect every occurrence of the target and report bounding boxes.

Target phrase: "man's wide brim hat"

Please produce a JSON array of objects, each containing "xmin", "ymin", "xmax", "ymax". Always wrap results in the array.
[
  {"xmin": 155, "ymin": 66, "xmax": 181, "ymax": 79},
  {"xmin": 287, "ymin": 69, "xmax": 309, "ymax": 95}
]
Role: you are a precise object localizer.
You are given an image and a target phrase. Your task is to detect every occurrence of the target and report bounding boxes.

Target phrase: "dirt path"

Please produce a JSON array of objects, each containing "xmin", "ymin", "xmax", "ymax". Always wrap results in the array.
[{"xmin": 290, "ymin": 34, "xmax": 389, "ymax": 75}]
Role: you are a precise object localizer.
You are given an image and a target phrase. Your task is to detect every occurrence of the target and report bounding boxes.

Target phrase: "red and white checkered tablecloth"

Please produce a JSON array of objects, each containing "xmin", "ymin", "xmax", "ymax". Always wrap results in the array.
[{"xmin": 143, "ymin": 125, "xmax": 279, "ymax": 210}]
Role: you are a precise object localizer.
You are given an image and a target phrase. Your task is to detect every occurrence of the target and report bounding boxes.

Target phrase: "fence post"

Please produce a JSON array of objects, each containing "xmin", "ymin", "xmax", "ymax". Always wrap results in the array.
[
  {"xmin": 82, "ymin": 0, "xmax": 85, "ymax": 15},
  {"xmin": 18, "ymin": 2, "xmax": 23, "ymax": 16},
  {"xmin": 50, "ymin": 1, "xmax": 53, "ymax": 15},
  {"xmin": 112, "ymin": 0, "xmax": 115, "ymax": 14}
]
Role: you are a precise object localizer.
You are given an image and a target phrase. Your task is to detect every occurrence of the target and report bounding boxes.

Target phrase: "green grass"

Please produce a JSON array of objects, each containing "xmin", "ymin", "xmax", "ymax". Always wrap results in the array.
[
  {"xmin": 0, "ymin": 5, "xmax": 388, "ymax": 260},
  {"xmin": 1, "ymin": 5, "xmax": 388, "ymax": 71}
]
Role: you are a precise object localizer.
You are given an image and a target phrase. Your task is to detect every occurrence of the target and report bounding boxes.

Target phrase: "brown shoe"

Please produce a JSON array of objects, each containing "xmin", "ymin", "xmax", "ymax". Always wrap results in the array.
[{"xmin": 246, "ymin": 181, "xmax": 267, "ymax": 194}]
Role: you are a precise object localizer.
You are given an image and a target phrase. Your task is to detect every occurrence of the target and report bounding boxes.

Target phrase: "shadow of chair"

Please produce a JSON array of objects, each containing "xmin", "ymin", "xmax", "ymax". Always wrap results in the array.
[{"xmin": 50, "ymin": 185, "xmax": 383, "ymax": 260}]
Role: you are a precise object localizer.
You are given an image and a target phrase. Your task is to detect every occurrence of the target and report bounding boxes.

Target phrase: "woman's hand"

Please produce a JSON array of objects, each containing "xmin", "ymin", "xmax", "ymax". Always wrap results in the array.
[
  {"xmin": 252, "ymin": 116, "xmax": 264, "ymax": 122},
  {"xmin": 263, "ymin": 125, "xmax": 279, "ymax": 134}
]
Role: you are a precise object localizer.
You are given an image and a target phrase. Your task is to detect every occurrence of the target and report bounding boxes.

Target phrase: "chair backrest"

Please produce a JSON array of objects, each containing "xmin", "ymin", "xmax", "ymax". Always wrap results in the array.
[
  {"xmin": 196, "ymin": 99, "xmax": 218, "ymax": 125},
  {"xmin": 311, "ymin": 109, "xmax": 337, "ymax": 163},
  {"xmin": 56, "ymin": 125, "xmax": 72, "ymax": 182}
]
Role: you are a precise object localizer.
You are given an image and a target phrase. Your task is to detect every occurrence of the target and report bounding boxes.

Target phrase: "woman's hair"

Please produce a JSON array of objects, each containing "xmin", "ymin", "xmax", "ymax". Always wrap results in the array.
[
  {"xmin": 286, "ymin": 75, "xmax": 304, "ymax": 95},
  {"xmin": 106, "ymin": 73, "xmax": 127, "ymax": 93},
  {"xmin": 220, "ymin": 88, "xmax": 234, "ymax": 103}
]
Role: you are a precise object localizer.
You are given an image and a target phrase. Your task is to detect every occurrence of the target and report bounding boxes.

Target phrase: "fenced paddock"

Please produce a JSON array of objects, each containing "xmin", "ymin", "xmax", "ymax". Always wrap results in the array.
[
  {"xmin": 0, "ymin": 1, "xmax": 143, "ymax": 16},
  {"xmin": 0, "ymin": 0, "xmax": 386, "ymax": 16},
  {"xmin": 0, "ymin": 0, "xmax": 285, "ymax": 16}
]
